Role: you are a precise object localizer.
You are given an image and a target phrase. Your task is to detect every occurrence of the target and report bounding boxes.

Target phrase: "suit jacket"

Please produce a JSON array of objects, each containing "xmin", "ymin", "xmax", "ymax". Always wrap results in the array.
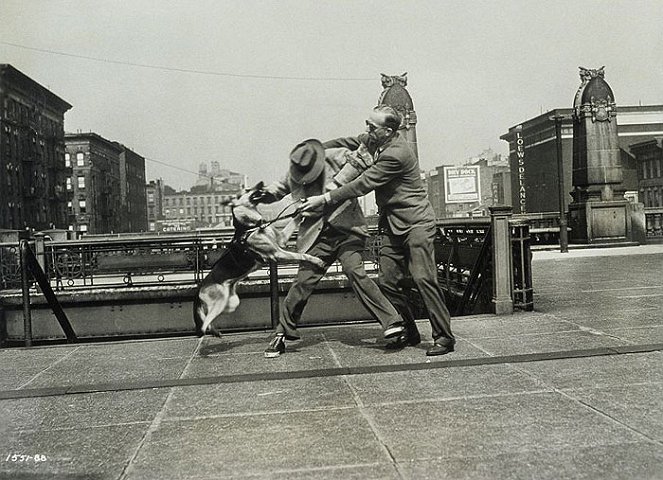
[
  {"xmin": 323, "ymin": 134, "xmax": 436, "ymax": 235},
  {"xmin": 264, "ymin": 153, "xmax": 368, "ymax": 253}
]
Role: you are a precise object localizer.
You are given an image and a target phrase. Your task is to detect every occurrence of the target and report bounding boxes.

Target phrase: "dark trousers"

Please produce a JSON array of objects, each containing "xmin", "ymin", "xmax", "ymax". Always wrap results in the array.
[
  {"xmin": 276, "ymin": 227, "xmax": 403, "ymax": 339},
  {"xmin": 378, "ymin": 224, "xmax": 454, "ymax": 342}
]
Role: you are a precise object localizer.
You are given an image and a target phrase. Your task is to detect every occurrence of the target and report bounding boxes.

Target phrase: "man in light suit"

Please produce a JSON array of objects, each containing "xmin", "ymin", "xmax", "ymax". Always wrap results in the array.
[
  {"xmin": 302, "ymin": 105, "xmax": 455, "ymax": 356},
  {"xmin": 259, "ymin": 139, "xmax": 406, "ymax": 357}
]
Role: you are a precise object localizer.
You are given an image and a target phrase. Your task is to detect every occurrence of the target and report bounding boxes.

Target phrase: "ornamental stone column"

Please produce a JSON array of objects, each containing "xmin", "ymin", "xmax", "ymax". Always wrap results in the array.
[
  {"xmin": 377, "ymin": 73, "xmax": 419, "ymax": 160},
  {"xmin": 568, "ymin": 66, "xmax": 643, "ymax": 244}
]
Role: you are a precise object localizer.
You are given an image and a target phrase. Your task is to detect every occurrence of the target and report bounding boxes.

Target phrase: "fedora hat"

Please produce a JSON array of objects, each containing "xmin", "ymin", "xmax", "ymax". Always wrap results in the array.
[{"xmin": 289, "ymin": 139, "xmax": 325, "ymax": 185}]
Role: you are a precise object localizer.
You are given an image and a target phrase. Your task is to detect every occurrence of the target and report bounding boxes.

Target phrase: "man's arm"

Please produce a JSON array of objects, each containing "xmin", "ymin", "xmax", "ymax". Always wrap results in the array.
[
  {"xmin": 322, "ymin": 136, "xmax": 361, "ymax": 151},
  {"xmin": 258, "ymin": 176, "xmax": 291, "ymax": 204},
  {"xmin": 301, "ymin": 153, "xmax": 402, "ymax": 212},
  {"xmin": 328, "ymin": 153, "xmax": 401, "ymax": 203}
]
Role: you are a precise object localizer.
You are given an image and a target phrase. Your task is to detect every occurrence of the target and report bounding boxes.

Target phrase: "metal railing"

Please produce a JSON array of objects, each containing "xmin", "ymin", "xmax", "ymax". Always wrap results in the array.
[{"xmin": 2, "ymin": 212, "xmax": 533, "ymax": 345}]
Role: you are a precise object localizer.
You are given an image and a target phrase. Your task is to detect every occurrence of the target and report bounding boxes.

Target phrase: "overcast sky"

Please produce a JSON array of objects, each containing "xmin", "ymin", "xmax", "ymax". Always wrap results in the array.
[{"xmin": 2, "ymin": 0, "xmax": 662, "ymax": 190}]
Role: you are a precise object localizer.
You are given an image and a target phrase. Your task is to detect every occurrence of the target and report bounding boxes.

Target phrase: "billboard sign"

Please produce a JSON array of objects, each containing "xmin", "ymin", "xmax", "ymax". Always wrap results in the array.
[{"xmin": 444, "ymin": 166, "xmax": 481, "ymax": 203}]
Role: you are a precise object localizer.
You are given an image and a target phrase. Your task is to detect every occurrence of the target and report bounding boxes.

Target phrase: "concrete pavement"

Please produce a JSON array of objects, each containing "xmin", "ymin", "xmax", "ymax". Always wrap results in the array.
[{"xmin": 1, "ymin": 244, "xmax": 662, "ymax": 479}]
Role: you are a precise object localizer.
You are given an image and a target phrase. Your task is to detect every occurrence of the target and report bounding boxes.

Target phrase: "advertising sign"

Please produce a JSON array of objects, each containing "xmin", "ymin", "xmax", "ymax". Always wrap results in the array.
[
  {"xmin": 515, "ymin": 128, "xmax": 526, "ymax": 213},
  {"xmin": 444, "ymin": 166, "xmax": 481, "ymax": 203}
]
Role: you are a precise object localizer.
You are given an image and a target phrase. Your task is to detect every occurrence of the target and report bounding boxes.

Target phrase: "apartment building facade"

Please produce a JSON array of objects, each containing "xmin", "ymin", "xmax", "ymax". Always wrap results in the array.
[{"xmin": 0, "ymin": 64, "xmax": 72, "ymax": 230}]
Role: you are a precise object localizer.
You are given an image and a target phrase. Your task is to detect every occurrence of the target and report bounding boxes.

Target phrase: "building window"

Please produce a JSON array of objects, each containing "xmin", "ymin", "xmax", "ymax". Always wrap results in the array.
[
  {"xmin": 65, "ymin": 153, "xmax": 71, "ymax": 167},
  {"xmin": 77, "ymin": 176, "xmax": 85, "ymax": 189},
  {"xmin": 79, "ymin": 224, "xmax": 88, "ymax": 232},
  {"xmin": 76, "ymin": 152, "xmax": 85, "ymax": 166},
  {"xmin": 147, "ymin": 193, "xmax": 154, "ymax": 202},
  {"xmin": 66, "ymin": 178, "xmax": 72, "ymax": 190},
  {"xmin": 79, "ymin": 200, "xmax": 87, "ymax": 213}
]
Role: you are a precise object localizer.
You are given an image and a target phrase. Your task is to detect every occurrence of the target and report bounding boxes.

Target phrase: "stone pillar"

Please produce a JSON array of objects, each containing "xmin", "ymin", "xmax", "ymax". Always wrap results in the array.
[
  {"xmin": 490, "ymin": 206, "xmax": 513, "ymax": 315},
  {"xmin": 568, "ymin": 67, "xmax": 641, "ymax": 244},
  {"xmin": 34, "ymin": 232, "xmax": 46, "ymax": 273},
  {"xmin": 377, "ymin": 73, "xmax": 419, "ymax": 159}
]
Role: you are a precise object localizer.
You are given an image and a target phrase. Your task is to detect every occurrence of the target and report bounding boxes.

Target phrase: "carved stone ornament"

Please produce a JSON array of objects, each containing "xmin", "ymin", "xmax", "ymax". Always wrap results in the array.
[
  {"xmin": 578, "ymin": 66, "xmax": 605, "ymax": 82},
  {"xmin": 573, "ymin": 66, "xmax": 615, "ymax": 122},
  {"xmin": 380, "ymin": 72, "xmax": 408, "ymax": 89},
  {"xmin": 590, "ymin": 96, "xmax": 614, "ymax": 123}
]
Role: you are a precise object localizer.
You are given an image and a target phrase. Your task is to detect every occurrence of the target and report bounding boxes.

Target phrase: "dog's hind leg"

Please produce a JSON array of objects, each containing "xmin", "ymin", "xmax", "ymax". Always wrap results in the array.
[
  {"xmin": 223, "ymin": 283, "xmax": 241, "ymax": 313},
  {"xmin": 193, "ymin": 294, "xmax": 206, "ymax": 337},
  {"xmin": 199, "ymin": 281, "xmax": 231, "ymax": 336}
]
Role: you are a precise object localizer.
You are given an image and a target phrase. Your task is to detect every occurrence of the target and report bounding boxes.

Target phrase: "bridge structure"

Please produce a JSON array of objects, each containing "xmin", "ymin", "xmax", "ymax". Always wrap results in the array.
[{"xmin": 1, "ymin": 207, "xmax": 532, "ymax": 346}]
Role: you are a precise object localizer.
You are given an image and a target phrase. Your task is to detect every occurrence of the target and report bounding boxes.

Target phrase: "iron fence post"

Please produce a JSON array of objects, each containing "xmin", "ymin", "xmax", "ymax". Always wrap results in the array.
[
  {"xmin": 269, "ymin": 261, "xmax": 280, "ymax": 329},
  {"xmin": 19, "ymin": 240, "xmax": 33, "ymax": 347},
  {"xmin": 34, "ymin": 232, "xmax": 46, "ymax": 274}
]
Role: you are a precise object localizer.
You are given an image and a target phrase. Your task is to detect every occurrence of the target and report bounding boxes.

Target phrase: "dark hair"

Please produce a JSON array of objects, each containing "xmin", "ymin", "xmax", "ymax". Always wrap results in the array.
[{"xmin": 373, "ymin": 105, "xmax": 402, "ymax": 131}]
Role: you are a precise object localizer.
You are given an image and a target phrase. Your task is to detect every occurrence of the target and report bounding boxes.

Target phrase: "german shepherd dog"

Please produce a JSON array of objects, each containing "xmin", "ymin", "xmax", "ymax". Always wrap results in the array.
[{"xmin": 193, "ymin": 182, "xmax": 325, "ymax": 337}]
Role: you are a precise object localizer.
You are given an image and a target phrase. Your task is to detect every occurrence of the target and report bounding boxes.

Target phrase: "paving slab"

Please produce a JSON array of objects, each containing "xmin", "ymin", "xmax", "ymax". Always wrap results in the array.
[
  {"xmin": 21, "ymin": 356, "xmax": 188, "ymax": 389},
  {"xmin": 163, "ymin": 376, "xmax": 356, "ymax": 419},
  {"xmin": 366, "ymin": 391, "xmax": 645, "ymax": 461},
  {"xmin": 601, "ymin": 325, "xmax": 663, "ymax": 344},
  {"xmin": 564, "ymin": 382, "xmax": 663, "ymax": 442},
  {"xmin": 346, "ymin": 364, "xmax": 550, "ymax": 406},
  {"xmin": 399, "ymin": 442, "xmax": 663, "ymax": 480},
  {"xmin": 0, "ymin": 389, "xmax": 168, "ymax": 434},
  {"xmin": 515, "ymin": 351, "xmax": 663, "ymax": 390},
  {"xmin": 0, "ymin": 424, "xmax": 147, "ymax": 480},
  {"xmin": 123, "ymin": 409, "xmax": 390, "ymax": 480},
  {"xmin": 467, "ymin": 330, "xmax": 630, "ymax": 357},
  {"xmin": 72, "ymin": 337, "xmax": 198, "ymax": 359},
  {"xmin": 0, "ymin": 347, "xmax": 80, "ymax": 390},
  {"xmin": 182, "ymin": 337, "xmax": 339, "ymax": 378},
  {"xmin": 539, "ymin": 306, "xmax": 663, "ymax": 331},
  {"xmin": 452, "ymin": 312, "xmax": 579, "ymax": 339}
]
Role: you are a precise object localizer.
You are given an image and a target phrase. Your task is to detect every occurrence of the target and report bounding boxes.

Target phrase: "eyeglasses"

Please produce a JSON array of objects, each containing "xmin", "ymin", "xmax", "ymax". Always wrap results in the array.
[{"xmin": 365, "ymin": 120, "xmax": 386, "ymax": 132}]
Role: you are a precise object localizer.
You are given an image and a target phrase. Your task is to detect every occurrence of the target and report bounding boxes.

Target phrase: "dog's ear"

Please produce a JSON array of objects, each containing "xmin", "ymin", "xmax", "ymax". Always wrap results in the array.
[{"xmin": 253, "ymin": 181, "xmax": 265, "ymax": 191}]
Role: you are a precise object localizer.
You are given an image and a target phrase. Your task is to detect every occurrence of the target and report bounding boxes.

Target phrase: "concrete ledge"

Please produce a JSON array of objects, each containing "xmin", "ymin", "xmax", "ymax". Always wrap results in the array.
[{"xmin": 0, "ymin": 275, "xmax": 372, "ymax": 343}]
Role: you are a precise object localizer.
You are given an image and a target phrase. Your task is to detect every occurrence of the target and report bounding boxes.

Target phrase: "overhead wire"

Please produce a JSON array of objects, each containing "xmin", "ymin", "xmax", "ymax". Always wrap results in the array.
[{"xmin": 0, "ymin": 40, "xmax": 374, "ymax": 82}]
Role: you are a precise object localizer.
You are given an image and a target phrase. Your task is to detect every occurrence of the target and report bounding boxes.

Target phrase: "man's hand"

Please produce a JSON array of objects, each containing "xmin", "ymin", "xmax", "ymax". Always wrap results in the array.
[
  {"xmin": 249, "ymin": 188, "xmax": 276, "ymax": 204},
  {"xmin": 300, "ymin": 195, "xmax": 326, "ymax": 213}
]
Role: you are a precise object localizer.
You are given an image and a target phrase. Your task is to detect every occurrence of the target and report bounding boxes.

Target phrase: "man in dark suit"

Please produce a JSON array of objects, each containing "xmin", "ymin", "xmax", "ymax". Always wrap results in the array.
[
  {"xmin": 258, "ymin": 139, "xmax": 406, "ymax": 357},
  {"xmin": 302, "ymin": 105, "xmax": 455, "ymax": 356}
]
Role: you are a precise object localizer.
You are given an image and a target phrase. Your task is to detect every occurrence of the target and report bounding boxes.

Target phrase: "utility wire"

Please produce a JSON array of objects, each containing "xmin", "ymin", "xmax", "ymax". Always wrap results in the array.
[
  {"xmin": 0, "ymin": 40, "xmax": 374, "ymax": 82},
  {"xmin": 143, "ymin": 157, "xmax": 201, "ymax": 178}
]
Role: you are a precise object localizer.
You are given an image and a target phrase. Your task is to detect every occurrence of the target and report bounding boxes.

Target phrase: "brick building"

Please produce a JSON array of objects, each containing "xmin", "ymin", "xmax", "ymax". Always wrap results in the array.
[
  {"xmin": 0, "ymin": 64, "xmax": 72, "ymax": 230},
  {"xmin": 501, "ymin": 105, "xmax": 663, "ymax": 214},
  {"xmin": 65, "ymin": 133, "xmax": 122, "ymax": 234},
  {"xmin": 630, "ymin": 138, "xmax": 663, "ymax": 208},
  {"xmin": 117, "ymin": 144, "xmax": 147, "ymax": 232},
  {"xmin": 65, "ymin": 133, "xmax": 147, "ymax": 234},
  {"xmin": 146, "ymin": 179, "xmax": 165, "ymax": 232},
  {"xmin": 160, "ymin": 182, "xmax": 243, "ymax": 231}
]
